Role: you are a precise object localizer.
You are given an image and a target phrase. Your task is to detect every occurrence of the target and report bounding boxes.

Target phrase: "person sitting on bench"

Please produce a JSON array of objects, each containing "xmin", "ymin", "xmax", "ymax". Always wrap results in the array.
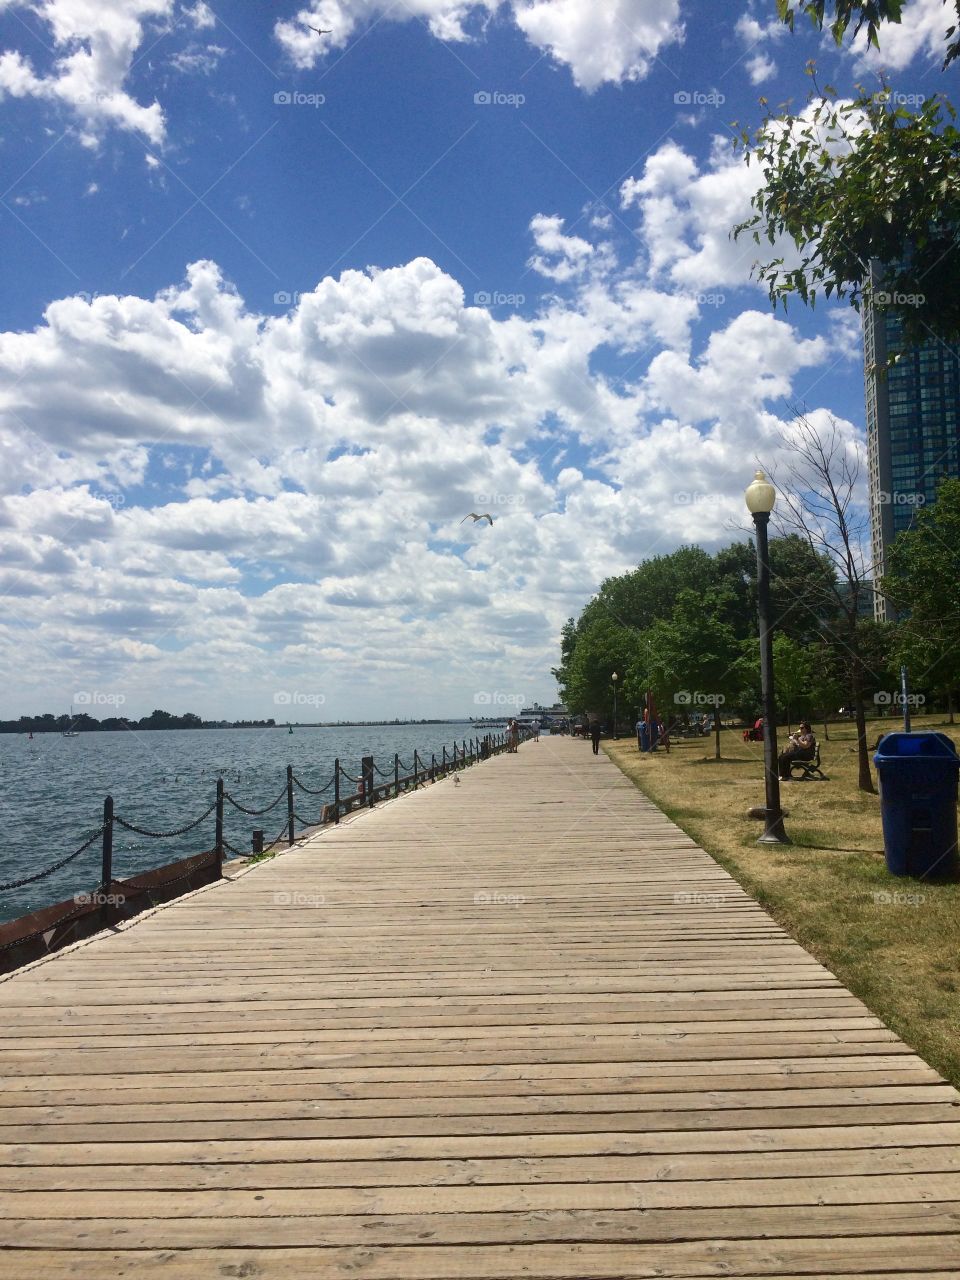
[{"xmin": 778, "ymin": 721, "xmax": 816, "ymax": 780}]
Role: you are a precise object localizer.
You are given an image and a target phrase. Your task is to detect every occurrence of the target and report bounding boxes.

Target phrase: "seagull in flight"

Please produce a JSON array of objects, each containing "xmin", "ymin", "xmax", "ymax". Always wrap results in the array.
[
  {"xmin": 309, "ymin": 26, "xmax": 332, "ymax": 35},
  {"xmin": 460, "ymin": 512, "xmax": 494, "ymax": 526}
]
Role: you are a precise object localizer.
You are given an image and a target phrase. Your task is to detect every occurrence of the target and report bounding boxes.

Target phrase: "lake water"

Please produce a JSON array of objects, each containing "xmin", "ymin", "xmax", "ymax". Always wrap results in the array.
[{"xmin": 0, "ymin": 722, "xmax": 488, "ymax": 923}]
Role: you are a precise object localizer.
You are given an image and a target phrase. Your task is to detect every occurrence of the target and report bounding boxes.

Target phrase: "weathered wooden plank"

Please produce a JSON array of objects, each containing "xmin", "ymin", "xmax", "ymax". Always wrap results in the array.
[
  {"xmin": 0, "ymin": 1067, "xmax": 942, "ymax": 1108},
  {"xmin": 0, "ymin": 1015, "xmax": 889, "ymax": 1052},
  {"xmin": 0, "ymin": 1239, "xmax": 958, "ymax": 1280},
  {"xmin": 4, "ymin": 1144, "xmax": 959, "ymax": 1192},
  {"xmin": 3, "ymin": 1102, "xmax": 958, "ymax": 1143},
  {"xmin": 3, "ymin": 1201, "xmax": 960, "ymax": 1247},
  {"xmin": 4, "ymin": 1121, "xmax": 959, "ymax": 1167},
  {"xmin": 3, "ymin": 1170, "xmax": 960, "ymax": 1217},
  {"xmin": 0, "ymin": 1083, "xmax": 950, "ymax": 1126},
  {"xmin": 0, "ymin": 1053, "xmax": 927, "ymax": 1095}
]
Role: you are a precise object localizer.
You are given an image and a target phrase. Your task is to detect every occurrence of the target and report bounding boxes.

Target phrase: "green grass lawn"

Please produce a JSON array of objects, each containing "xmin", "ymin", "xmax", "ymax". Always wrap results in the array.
[{"xmin": 604, "ymin": 716, "xmax": 960, "ymax": 1087}]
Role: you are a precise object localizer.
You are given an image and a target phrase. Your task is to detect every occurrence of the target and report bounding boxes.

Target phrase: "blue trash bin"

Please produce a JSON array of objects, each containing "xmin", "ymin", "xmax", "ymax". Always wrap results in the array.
[
  {"xmin": 638, "ymin": 721, "xmax": 650, "ymax": 753},
  {"xmin": 873, "ymin": 732, "xmax": 960, "ymax": 878}
]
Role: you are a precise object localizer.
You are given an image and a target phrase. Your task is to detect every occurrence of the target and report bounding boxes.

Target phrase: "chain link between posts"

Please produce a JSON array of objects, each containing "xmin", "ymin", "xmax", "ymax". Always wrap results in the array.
[
  {"xmin": 0, "ymin": 827, "xmax": 104, "ymax": 892},
  {"xmin": 222, "ymin": 787, "xmax": 287, "ymax": 817},
  {"xmin": 113, "ymin": 801, "xmax": 217, "ymax": 840}
]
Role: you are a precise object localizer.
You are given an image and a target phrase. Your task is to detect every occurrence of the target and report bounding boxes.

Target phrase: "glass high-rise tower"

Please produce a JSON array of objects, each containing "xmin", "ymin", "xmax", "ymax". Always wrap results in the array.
[{"xmin": 864, "ymin": 295, "xmax": 960, "ymax": 620}]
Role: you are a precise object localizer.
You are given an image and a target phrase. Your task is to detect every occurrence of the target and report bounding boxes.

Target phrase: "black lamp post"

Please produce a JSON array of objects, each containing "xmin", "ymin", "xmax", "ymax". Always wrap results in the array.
[
  {"xmin": 612, "ymin": 672, "xmax": 618, "ymax": 739},
  {"xmin": 745, "ymin": 470, "xmax": 789, "ymax": 845}
]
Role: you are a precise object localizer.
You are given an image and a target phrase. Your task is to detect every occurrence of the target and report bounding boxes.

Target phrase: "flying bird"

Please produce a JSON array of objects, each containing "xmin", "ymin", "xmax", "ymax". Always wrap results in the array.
[
  {"xmin": 460, "ymin": 512, "xmax": 493, "ymax": 526},
  {"xmin": 309, "ymin": 26, "xmax": 332, "ymax": 35}
]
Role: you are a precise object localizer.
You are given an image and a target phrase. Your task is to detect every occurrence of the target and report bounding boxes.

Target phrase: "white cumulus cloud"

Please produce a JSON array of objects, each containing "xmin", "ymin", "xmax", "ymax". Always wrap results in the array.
[
  {"xmin": 527, "ymin": 213, "xmax": 615, "ymax": 282},
  {"xmin": 275, "ymin": 0, "xmax": 683, "ymax": 90},
  {"xmin": 0, "ymin": 229, "xmax": 859, "ymax": 716},
  {"xmin": 0, "ymin": 0, "xmax": 173, "ymax": 145},
  {"xmin": 851, "ymin": 0, "xmax": 953, "ymax": 69}
]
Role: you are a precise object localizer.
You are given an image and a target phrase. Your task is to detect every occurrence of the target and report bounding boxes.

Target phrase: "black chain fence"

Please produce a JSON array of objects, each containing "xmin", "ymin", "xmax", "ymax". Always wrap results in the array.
[
  {"xmin": 113, "ymin": 801, "xmax": 218, "ymax": 840},
  {"xmin": 0, "ymin": 826, "xmax": 104, "ymax": 892},
  {"xmin": 222, "ymin": 786, "xmax": 287, "ymax": 817}
]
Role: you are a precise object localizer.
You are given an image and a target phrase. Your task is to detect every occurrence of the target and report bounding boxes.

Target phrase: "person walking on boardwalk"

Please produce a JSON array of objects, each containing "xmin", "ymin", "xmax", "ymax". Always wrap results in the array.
[{"xmin": 589, "ymin": 717, "xmax": 602, "ymax": 755}]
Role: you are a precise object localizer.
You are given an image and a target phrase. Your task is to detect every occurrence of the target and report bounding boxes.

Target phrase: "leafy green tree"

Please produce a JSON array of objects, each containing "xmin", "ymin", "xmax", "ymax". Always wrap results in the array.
[
  {"xmin": 769, "ymin": 535, "xmax": 839, "ymax": 643},
  {"xmin": 776, "ymin": 1, "xmax": 960, "ymax": 68},
  {"xmin": 741, "ymin": 633, "xmax": 849, "ymax": 737},
  {"xmin": 140, "ymin": 709, "xmax": 175, "ymax": 729},
  {"xmin": 882, "ymin": 477, "xmax": 960, "ymax": 714},
  {"xmin": 858, "ymin": 619, "xmax": 899, "ymax": 695},
  {"xmin": 714, "ymin": 535, "xmax": 838, "ymax": 645},
  {"xmin": 585, "ymin": 547, "xmax": 717, "ymax": 636},
  {"xmin": 554, "ymin": 547, "xmax": 720, "ymax": 709},
  {"xmin": 735, "ymin": 86, "xmax": 960, "ymax": 346},
  {"xmin": 554, "ymin": 523, "xmax": 839, "ymax": 753},
  {"xmin": 772, "ymin": 634, "xmax": 819, "ymax": 730},
  {"xmin": 556, "ymin": 614, "xmax": 641, "ymax": 724},
  {"xmin": 807, "ymin": 643, "xmax": 847, "ymax": 739},
  {"xmin": 643, "ymin": 590, "xmax": 745, "ymax": 759}
]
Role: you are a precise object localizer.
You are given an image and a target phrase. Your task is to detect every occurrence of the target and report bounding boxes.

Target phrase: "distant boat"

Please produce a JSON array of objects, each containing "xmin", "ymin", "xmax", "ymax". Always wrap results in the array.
[
  {"xmin": 62, "ymin": 704, "xmax": 79, "ymax": 738},
  {"xmin": 27, "ymin": 731, "xmax": 33, "ymax": 740},
  {"xmin": 288, "ymin": 723, "xmax": 294, "ymax": 734}
]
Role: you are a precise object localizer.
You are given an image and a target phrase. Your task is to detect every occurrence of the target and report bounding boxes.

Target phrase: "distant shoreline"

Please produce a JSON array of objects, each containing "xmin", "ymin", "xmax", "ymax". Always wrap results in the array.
[{"xmin": 2, "ymin": 718, "xmax": 489, "ymax": 734}]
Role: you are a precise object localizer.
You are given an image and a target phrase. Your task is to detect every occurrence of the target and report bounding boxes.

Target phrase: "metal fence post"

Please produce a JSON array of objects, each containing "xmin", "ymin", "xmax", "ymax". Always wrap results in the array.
[
  {"xmin": 394, "ymin": 752, "xmax": 400, "ymax": 797},
  {"xmin": 334, "ymin": 759, "xmax": 341, "ymax": 824},
  {"xmin": 414, "ymin": 749, "xmax": 420, "ymax": 788},
  {"xmin": 215, "ymin": 778, "xmax": 224, "ymax": 877},
  {"xmin": 100, "ymin": 796, "xmax": 114, "ymax": 927},
  {"xmin": 286, "ymin": 765, "xmax": 295, "ymax": 846},
  {"xmin": 100, "ymin": 795, "xmax": 113, "ymax": 891},
  {"xmin": 362, "ymin": 756, "xmax": 374, "ymax": 807}
]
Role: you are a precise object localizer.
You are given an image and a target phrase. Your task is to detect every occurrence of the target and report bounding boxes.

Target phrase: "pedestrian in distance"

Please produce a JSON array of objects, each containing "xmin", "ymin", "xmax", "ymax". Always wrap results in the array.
[{"xmin": 590, "ymin": 718, "xmax": 602, "ymax": 756}]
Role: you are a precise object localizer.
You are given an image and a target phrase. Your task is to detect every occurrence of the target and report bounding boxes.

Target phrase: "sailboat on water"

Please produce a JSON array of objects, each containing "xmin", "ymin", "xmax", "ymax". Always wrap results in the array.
[{"xmin": 62, "ymin": 704, "xmax": 79, "ymax": 738}]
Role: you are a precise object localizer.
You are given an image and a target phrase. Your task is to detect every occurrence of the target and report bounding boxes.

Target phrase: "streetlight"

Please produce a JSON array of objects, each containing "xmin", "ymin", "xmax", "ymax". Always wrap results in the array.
[
  {"xmin": 612, "ymin": 672, "xmax": 618, "ymax": 739},
  {"xmin": 745, "ymin": 470, "xmax": 790, "ymax": 845}
]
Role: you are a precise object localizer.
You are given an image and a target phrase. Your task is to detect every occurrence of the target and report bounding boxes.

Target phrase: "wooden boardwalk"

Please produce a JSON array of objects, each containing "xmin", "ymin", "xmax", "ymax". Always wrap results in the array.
[{"xmin": 0, "ymin": 736, "xmax": 959, "ymax": 1278}]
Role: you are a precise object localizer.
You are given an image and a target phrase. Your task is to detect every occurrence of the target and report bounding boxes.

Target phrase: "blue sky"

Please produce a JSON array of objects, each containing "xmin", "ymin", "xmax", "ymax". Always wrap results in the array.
[{"xmin": 0, "ymin": 0, "xmax": 950, "ymax": 720}]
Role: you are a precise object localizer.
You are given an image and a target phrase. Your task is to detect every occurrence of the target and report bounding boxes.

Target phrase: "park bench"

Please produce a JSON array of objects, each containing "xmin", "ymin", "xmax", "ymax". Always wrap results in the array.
[{"xmin": 787, "ymin": 740, "xmax": 829, "ymax": 782}]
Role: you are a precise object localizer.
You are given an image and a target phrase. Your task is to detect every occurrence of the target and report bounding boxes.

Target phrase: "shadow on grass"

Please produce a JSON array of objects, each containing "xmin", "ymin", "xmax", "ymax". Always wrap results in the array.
[
  {"xmin": 684, "ymin": 755, "xmax": 758, "ymax": 766},
  {"xmin": 793, "ymin": 842, "xmax": 886, "ymax": 855}
]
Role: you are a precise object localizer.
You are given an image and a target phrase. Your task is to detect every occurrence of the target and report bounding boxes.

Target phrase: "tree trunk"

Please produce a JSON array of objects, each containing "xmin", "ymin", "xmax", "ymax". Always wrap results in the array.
[
  {"xmin": 714, "ymin": 705, "xmax": 721, "ymax": 760},
  {"xmin": 949, "ymin": 689, "xmax": 955, "ymax": 725},
  {"xmin": 786, "ymin": 703, "xmax": 792, "ymax": 735},
  {"xmin": 851, "ymin": 663, "xmax": 875, "ymax": 793},
  {"xmin": 822, "ymin": 712, "xmax": 830, "ymax": 741}
]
